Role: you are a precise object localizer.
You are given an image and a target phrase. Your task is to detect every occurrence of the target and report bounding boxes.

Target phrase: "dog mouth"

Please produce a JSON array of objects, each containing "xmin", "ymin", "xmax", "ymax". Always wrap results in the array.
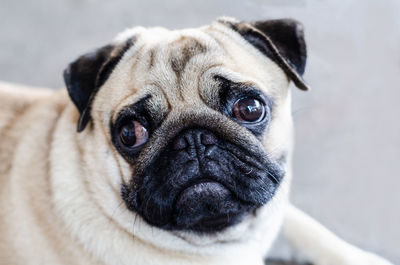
[{"xmin": 173, "ymin": 180, "xmax": 246, "ymax": 231}]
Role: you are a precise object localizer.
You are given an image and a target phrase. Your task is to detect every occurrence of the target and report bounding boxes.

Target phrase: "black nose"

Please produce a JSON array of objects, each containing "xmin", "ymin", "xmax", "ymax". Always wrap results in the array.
[{"xmin": 172, "ymin": 128, "xmax": 218, "ymax": 151}]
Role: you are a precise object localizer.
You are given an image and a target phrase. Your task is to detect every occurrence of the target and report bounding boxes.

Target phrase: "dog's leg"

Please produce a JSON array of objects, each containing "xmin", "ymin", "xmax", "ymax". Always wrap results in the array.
[{"xmin": 282, "ymin": 204, "xmax": 393, "ymax": 265}]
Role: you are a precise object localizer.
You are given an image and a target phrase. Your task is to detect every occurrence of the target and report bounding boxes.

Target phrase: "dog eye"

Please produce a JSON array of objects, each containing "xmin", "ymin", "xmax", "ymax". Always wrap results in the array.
[
  {"xmin": 233, "ymin": 97, "xmax": 265, "ymax": 123},
  {"xmin": 119, "ymin": 121, "xmax": 149, "ymax": 148}
]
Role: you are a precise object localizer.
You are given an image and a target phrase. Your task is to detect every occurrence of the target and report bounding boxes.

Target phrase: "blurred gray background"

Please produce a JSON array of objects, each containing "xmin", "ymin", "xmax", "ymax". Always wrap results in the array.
[{"xmin": 0, "ymin": 0, "xmax": 399, "ymax": 263}]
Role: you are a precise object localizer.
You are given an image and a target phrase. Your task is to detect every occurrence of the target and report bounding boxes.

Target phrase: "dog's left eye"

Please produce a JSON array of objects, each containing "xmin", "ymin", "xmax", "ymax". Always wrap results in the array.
[
  {"xmin": 119, "ymin": 121, "xmax": 149, "ymax": 148},
  {"xmin": 233, "ymin": 97, "xmax": 265, "ymax": 123}
]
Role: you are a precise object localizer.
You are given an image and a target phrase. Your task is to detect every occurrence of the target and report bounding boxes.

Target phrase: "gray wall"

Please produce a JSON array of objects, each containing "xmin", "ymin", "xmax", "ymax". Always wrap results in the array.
[{"xmin": 1, "ymin": 0, "xmax": 399, "ymax": 263}]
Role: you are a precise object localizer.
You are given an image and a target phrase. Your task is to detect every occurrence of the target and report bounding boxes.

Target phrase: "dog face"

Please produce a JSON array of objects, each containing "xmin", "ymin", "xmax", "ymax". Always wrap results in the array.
[{"xmin": 64, "ymin": 17, "xmax": 308, "ymax": 242}]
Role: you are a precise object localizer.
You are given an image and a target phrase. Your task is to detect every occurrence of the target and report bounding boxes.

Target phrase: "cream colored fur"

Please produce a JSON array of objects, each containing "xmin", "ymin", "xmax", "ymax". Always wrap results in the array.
[{"xmin": 0, "ymin": 19, "xmax": 393, "ymax": 265}]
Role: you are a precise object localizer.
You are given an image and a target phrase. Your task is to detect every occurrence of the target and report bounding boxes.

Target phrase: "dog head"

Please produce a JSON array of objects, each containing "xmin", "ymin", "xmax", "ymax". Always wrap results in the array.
[{"xmin": 63, "ymin": 17, "xmax": 308, "ymax": 245}]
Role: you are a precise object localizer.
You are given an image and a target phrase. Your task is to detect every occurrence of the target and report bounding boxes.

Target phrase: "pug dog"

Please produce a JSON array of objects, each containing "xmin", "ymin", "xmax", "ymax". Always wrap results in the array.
[{"xmin": 0, "ymin": 17, "xmax": 393, "ymax": 265}]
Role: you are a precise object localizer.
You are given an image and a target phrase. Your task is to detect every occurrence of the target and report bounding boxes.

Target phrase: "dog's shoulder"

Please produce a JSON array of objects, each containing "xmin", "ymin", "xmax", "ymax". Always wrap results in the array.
[
  {"xmin": 0, "ymin": 82, "xmax": 69, "ymax": 179},
  {"xmin": 0, "ymin": 81, "xmax": 54, "ymax": 134}
]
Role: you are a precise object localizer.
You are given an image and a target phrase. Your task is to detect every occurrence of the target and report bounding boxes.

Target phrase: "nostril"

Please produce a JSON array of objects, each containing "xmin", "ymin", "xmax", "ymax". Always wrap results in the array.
[
  {"xmin": 172, "ymin": 137, "xmax": 188, "ymax": 150},
  {"xmin": 201, "ymin": 132, "xmax": 217, "ymax": 146}
]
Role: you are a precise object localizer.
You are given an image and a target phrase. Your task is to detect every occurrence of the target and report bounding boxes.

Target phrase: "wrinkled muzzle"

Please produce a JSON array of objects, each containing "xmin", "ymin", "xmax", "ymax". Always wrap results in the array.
[{"xmin": 122, "ymin": 109, "xmax": 285, "ymax": 232}]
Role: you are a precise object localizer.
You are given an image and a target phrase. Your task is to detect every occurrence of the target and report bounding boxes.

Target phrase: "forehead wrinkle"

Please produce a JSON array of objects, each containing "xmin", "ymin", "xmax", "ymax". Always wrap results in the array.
[
  {"xmin": 168, "ymin": 36, "xmax": 208, "ymax": 99},
  {"xmin": 148, "ymin": 48, "xmax": 156, "ymax": 70},
  {"xmin": 146, "ymin": 30, "xmax": 221, "ymax": 107},
  {"xmin": 144, "ymin": 81, "xmax": 172, "ymax": 112},
  {"xmin": 178, "ymin": 60, "xmax": 224, "ymax": 105},
  {"xmin": 143, "ymin": 43, "xmax": 182, "ymax": 106},
  {"xmin": 175, "ymin": 34, "xmax": 233, "ymax": 101},
  {"xmin": 141, "ymin": 38, "xmax": 185, "ymax": 107},
  {"xmin": 212, "ymin": 66, "xmax": 270, "ymax": 92},
  {"xmin": 148, "ymin": 66, "xmax": 180, "ymax": 107},
  {"xmin": 173, "ymin": 43, "xmax": 227, "ymax": 105},
  {"xmin": 169, "ymin": 36, "xmax": 207, "ymax": 72},
  {"xmin": 197, "ymin": 63, "xmax": 224, "ymax": 105}
]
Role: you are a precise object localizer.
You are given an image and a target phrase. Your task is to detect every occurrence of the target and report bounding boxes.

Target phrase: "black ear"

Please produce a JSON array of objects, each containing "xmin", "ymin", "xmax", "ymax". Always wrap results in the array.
[
  {"xmin": 221, "ymin": 18, "xmax": 310, "ymax": 91},
  {"xmin": 252, "ymin": 19, "xmax": 307, "ymax": 76},
  {"xmin": 63, "ymin": 45, "xmax": 114, "ymax": 132},
  {"xmin": 63, "ymin": 37, "xmax": 134, "ymax": 132}
]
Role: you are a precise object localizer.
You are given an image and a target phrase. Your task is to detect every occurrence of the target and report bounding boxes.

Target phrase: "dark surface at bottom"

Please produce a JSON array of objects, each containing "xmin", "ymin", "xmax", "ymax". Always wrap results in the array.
[{"xmin": 265, "ymin": 260, "xmax": 312, "ymax": 265}]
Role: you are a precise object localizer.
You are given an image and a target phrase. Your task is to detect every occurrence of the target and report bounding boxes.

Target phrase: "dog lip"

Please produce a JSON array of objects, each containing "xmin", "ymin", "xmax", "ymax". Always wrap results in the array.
[
  {"xmin": 173, "ymin": 180, "xmax": 246, "ymax": 231},
  {"xmin": 175, "ymin": 180, "xmax": 230, "ymax": 205},
  {"xmin": 198, "ymin": 215, "xmax": 231, "ymax": 227},
  {"xmin": 174, "ymin": 180, "xmax": 232, "ymax": 211}
]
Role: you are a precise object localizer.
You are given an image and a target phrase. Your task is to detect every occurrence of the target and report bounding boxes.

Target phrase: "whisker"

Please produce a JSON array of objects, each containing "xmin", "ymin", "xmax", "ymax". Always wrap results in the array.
[
  {"xmin": 267, "ymin": 172, "xmax": 279, "ymax": 184},
  {"xmin": 110, "ymin": 200, "xmax": 126, "ymax": 219},
  {"xmin": 132, "ymin": 213, "xmax": 139, "ymax": 235}
]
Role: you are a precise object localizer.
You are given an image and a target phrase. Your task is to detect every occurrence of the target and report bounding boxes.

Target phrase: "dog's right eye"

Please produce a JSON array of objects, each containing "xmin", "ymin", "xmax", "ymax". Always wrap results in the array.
[{"xmin": 119, "ymin": 121, "xmax": 149, "ymax": 148}]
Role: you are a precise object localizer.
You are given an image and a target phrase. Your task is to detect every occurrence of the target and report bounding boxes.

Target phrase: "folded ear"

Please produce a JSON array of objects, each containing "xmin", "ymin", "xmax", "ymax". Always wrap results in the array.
[
  {"xmin": 63, "ymin": 38, "xmax": 134, "ymax": 132},
  {"xmin": 220, "ymin": 18, "xmax": 310, "ymax": 91}
]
